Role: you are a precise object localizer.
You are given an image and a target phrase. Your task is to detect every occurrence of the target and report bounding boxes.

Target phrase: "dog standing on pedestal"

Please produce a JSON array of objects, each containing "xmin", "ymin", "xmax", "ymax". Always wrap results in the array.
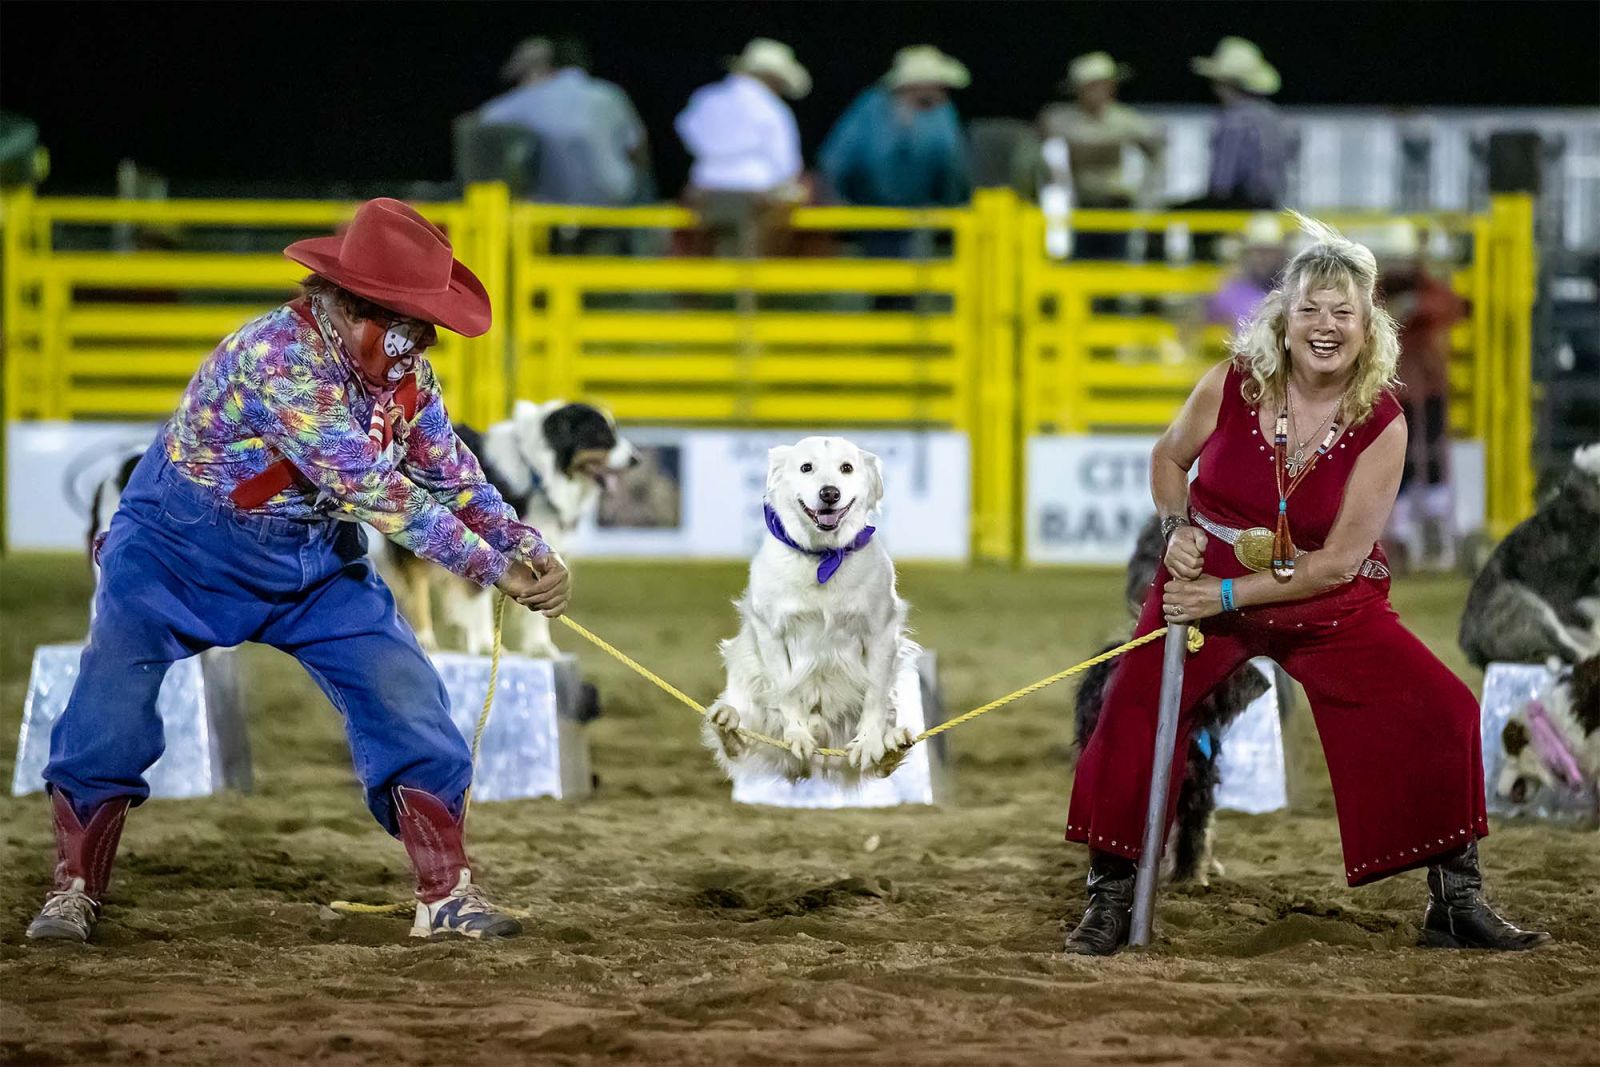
[
  {"xmin": 376, "ymin": 400, "xmax": 637, "ymax": 657},
  {"xmin": 704, "ymin": 436, "xmax": 918, "ymax": 783}
]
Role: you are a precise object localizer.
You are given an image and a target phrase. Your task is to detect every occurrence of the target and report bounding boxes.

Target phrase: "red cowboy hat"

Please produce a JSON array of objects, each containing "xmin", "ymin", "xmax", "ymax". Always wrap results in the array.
[{"xmin": 284, "ymin": 198, "xmax": 491, "ymax": 337}]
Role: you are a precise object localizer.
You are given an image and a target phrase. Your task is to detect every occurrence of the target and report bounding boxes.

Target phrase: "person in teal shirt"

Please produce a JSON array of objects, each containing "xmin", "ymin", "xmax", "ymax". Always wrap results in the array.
[{"xmin": 819, "ymin": 46, "xmax": 972, "ymax": 214}]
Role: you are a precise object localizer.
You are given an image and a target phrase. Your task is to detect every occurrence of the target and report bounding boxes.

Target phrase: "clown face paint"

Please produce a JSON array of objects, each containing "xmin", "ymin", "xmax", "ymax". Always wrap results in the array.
[{"xmin": 363, "ymin": 318, "xmax": 437, "ymax": 361}]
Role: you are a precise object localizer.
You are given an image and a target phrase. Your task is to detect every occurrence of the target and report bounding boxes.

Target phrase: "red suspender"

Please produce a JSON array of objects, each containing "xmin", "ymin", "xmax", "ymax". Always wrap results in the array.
[{"xmin": 229, "ymin": 305, "xmax": 420, "ymax": 509}]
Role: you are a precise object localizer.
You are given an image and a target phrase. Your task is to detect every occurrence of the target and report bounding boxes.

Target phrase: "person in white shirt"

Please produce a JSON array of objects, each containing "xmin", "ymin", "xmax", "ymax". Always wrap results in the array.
[{"xmin": 675, "ymin": 38, "xmax": 810, "ymax": 257}]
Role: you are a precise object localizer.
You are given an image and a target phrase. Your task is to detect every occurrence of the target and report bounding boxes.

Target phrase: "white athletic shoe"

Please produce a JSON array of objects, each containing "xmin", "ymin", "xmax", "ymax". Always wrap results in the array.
[{"xmin": 410, "ymin": 869, "xmax": 523, "ymax": 940}]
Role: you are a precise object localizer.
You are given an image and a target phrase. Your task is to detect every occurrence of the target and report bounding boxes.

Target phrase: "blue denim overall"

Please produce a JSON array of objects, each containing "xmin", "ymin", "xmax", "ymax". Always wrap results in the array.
[{"xmin": 44, "ymin": 436, "xmax": 472, "ymax": 833}]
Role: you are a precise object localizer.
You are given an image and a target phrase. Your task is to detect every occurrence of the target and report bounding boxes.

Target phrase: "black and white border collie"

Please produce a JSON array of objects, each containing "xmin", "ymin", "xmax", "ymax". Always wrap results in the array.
[
  {"xmin": 1460, "ymin": 444, "xmax": 1600, "ymax": 669},
  {"xmin": 378, "ymin": 400, "xmax": 638, "ymax": 657}
]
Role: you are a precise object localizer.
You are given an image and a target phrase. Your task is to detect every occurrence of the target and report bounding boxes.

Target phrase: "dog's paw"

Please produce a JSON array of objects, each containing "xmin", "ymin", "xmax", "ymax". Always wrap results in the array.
[
  {"xmin": 520, "ymin": 640, "xmax": 562, "ymax": 661},
  {"xmin": 847, "ymin": 724, "xmax": 915, "ymax": 776},
  {"xmin": 782, "ymin": 721, "xmax": 819, "ymax": 762},
  {"xmin": 709, "ymin": 704, "xmax": 742, "ymax": 733},
  {"xmin": 707, "ymin": 704, "xmax": 745, "ymax": 757}
]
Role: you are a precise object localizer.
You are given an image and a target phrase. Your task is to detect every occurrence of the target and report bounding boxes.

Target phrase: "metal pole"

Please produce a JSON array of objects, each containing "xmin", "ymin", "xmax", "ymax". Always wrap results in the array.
[{"xmin": 1128, "ymin": 623, "xmax": 1190, "ymax": 947}]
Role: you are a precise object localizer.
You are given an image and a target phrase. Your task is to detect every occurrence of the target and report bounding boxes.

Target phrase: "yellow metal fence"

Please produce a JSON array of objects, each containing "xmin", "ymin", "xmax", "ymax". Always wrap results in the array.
[{"xmin": 0, "ymin": 185, "xmax": 1536, "ymax": 560}]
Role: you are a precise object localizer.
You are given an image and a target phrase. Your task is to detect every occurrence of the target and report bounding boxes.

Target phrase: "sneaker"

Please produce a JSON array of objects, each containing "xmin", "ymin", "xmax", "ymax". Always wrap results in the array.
[
  {"xmin": 410, "ymin": 870, "xmax": 523, "ymax": 940},
  {"xmin": 26, "ymin": 877, "xmax": 99, "ymax": 942}
]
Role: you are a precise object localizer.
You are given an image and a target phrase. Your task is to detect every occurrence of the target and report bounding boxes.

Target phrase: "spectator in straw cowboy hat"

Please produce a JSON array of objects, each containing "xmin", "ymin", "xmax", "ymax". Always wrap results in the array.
[
  {"xmin": 27, "ymin": 198, "xmax": 569, "ymax": 945},
  {"xmin": 1034, "ymin": 51, "xmax": 1165, "ymax": 211},
  {"xmin": 676, "ymin": 38, "xmax": 810, "ymax": 257},
  {"xmin": 1191, "ymin": 37, "xmax": 1291, "ymax": 210},
  {"xmin": 819, "ymin": 45, "xmax": 973, "ymax": 213}
]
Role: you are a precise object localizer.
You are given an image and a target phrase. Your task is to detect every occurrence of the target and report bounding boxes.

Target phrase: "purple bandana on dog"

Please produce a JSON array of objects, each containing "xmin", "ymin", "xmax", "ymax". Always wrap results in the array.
[{"xmin": 764, "ymin": 502, "xmax": 875, "ymax": 584}]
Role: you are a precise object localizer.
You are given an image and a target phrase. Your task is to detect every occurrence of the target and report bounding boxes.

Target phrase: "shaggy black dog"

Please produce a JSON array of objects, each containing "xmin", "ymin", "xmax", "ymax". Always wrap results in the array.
[
  {"xmin": 1459, "ymin": 444, "xmax": 1600, "ymax": 668},
  {"xmin": 1073, "ymin": 516, "xmax": 1271, "ymax": 883}
]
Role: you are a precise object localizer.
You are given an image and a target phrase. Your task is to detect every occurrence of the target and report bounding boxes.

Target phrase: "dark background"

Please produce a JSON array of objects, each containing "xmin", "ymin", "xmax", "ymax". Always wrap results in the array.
[{"xmin": 3, "ymin": 0, "xmax": 1597, "ymax": 196}]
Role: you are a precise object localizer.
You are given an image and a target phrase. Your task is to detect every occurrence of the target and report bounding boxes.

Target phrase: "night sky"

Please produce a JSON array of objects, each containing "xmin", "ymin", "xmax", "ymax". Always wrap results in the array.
[{"xmin": 3, "ymin": 0, "xmax": 1597, "ymax": 196}]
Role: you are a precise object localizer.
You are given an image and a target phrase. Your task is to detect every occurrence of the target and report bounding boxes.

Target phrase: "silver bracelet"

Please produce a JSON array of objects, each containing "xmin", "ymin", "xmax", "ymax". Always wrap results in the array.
[{"xmin": 1160, "ymin": 515, "xmax": 1191, "ymax": 543}]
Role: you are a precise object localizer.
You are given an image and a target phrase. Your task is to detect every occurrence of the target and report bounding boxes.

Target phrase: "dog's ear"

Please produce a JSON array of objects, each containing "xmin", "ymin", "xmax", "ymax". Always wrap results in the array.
[
  {"xmin": 512, "ymin": 399, "xmax": 541, "ymax": 425},
  {"xmin": 1501, "ymin": 719, "xmax": 1529, "ymax": 756},
  {"xmin": 859, "ymin": 450, "xmax": 884, "ymax": 509},
  {"xmin": 765, "ymin": 446, "xmax": 793, "ymax": 495},
  {"xmin": 542, "ymin": 405, "xmax": 612, "ymax": 476}
]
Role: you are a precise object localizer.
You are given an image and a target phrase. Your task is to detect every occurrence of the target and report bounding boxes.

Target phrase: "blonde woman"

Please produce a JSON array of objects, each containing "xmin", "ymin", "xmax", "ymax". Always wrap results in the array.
[{"xmin": 1063, "ymin": 216, "xmax": 1549, "ymax": 956}]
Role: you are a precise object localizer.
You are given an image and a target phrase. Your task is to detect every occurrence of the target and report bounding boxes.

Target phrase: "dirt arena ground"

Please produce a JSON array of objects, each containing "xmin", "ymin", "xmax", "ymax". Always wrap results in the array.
[{"xmin": 2, "ymin": 556, "xmax": 1596, "ymax": 1066}]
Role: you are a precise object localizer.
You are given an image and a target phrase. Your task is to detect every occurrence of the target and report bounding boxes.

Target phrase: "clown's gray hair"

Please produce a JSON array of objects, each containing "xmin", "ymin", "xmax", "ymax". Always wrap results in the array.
[{"xmin": 1230, "ymin": 211, "xmax": 1401, "ymax": 423}]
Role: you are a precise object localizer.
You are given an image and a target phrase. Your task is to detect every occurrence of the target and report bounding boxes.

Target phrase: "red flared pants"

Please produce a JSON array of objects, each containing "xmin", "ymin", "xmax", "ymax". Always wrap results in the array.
[{"xmin": 1066, "ymin": 569, "xmax": 1488, "ymax": 886}]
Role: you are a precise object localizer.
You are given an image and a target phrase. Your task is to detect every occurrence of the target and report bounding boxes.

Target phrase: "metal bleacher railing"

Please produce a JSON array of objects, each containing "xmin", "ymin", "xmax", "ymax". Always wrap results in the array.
[{"xmin": 0, "ymin": 184, "xmax": 1535, "ymax": 562}]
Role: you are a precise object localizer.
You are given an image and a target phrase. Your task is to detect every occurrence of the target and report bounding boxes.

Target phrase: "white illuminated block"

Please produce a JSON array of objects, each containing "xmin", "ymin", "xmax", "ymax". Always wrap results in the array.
[
  {"xmin": 13, "ymin": 645, "xmax": 251, "ymax": 798},
  {"xmin": 1214, "ymin": 658, "xmax": 1289, "ymax": 815},
  {"xmin": 435, "ymin": 652, "xmax": 593, "ymax": 801},
  {"xmin": 732, "ymin": 651, "xmax": 948, "ymax": 809}
]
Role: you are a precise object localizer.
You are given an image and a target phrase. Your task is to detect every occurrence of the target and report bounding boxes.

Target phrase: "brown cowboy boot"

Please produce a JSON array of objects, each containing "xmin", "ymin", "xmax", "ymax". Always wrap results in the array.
[
  {"xmin": 1064, "ymin": 851, "xmax": 1136, "ymax": 956},
  {"xmin": 1423, "ymin": 841, "xmax": 1551, "ymax": 951},
  {"xmin": 393, "ymin": 785, "xmax": 522, "ymax": 941},
  {"xmin": 27, "ymin": 790, "xmax": 132, "ymax": 942}
]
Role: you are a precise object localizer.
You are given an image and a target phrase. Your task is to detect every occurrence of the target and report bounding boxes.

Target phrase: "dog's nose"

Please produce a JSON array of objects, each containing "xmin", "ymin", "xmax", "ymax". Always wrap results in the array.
[{"xmin": 819, "ymin": 485, "xmax": 841, "ymax": 507}]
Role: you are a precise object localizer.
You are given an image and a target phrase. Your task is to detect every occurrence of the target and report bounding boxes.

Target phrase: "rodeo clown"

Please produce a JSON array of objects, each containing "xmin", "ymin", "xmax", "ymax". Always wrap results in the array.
[{"xmin": 28, "ymin": 198, "xmax": 569, "ymax": 943}]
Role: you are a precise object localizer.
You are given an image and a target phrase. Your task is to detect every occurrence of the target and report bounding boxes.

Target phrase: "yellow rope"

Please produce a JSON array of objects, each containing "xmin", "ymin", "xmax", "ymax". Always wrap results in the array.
[
  {"xmin": 462, "ymin": 591, "xmax": 507, "ymax": 820},
  {"xmin": 333, "ymin": 610, "xmax": 1200, "ymax": 917},
  {"xmin": 557, "ymin": 615, "xmax": 1203, "ymax": 759},
  {"xmin": 330, "ymin": 593, "xmax": 507, "ymax": 917}
]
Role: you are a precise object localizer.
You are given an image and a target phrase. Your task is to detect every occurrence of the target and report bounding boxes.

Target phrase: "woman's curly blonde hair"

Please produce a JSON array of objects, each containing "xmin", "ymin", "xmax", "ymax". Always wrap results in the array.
[{"xmin": 1229, "ymin": 213, "xmax": 1400, "ymax": 424}]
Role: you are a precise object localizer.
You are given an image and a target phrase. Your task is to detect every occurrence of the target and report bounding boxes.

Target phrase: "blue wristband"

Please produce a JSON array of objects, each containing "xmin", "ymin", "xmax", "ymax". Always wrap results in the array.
[{"xmin": 1220, "ymin": 578, "xmax": 1236, "ymax": 613}]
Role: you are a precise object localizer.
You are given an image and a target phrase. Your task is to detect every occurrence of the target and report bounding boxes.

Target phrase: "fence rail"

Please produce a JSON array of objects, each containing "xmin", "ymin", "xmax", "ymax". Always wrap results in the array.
[{"xmin": 0, "ymin": 185, "xmax": 1536, "ymax": 558}]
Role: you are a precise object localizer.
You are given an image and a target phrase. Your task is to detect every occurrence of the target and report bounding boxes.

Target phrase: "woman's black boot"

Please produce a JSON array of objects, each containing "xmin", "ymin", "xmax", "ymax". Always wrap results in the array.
[
  {"xmin": 1065, "ymin": 851, "xmax": 1136, "ymax": 956},
  {"xmin": 1423, "ymin": 841, "xmax": 1551, "ymax": 951}
]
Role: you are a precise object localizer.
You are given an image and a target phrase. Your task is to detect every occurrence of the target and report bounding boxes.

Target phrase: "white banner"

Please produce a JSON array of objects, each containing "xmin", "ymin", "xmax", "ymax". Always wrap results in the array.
[
  {"xmin": 1025, "ymin": 434, "xmax": 1487, "ymax": 564},
  {"xmin": 1026, "ymin": 435, "xmax": 1162, "ymax": 564},
  {"xmin": 6, "ymin": 423, "xmax": 970, "ymax": 561},
  {"xmin": 581, "ymin": 428, "xmax": 970, "ymax": 561},
  {"xmin": 5, "ymin": 422, "xmax": 160, "ymax": 550}
]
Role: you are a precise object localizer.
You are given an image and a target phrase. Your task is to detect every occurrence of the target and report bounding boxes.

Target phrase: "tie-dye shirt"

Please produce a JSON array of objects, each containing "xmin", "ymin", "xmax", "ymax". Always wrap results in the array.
[{"xmin": 165, "ymin": 302, "xmax": 545, "ymax": 587}]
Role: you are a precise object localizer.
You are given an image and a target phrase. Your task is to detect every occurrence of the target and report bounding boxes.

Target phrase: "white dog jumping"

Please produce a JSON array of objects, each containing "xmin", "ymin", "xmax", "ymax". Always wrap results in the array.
[{"xmin": 704, "ymin": 436, "xmax": 919, "ymax": 783}]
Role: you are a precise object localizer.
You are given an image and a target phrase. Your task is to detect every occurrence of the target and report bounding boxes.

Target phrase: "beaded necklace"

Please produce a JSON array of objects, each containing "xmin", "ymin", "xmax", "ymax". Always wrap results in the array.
[{"xmin": 1270, "ymin": 391, "xmax": 1345, "ymax": 579}]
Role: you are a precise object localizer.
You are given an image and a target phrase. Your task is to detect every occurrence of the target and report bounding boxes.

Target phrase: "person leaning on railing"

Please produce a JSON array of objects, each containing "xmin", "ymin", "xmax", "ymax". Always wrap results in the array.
[
  {"xmin": 1033, "ymin": 52, "xmax": 1164, "ymax": 214},
  {"xmin": 675, "ymin": 38, "xmax": 811, "ymax": 258},
  {"xmin": 1189, "ymin": 37, "xmax": 1290, "ymax": 211},
  {"xmin": 26, "ymin": 198, "xmax": 570, "ymax": 946},
  {"xmin": 1061, "ymin": 214, "xmax": 1550, "ymax": 956},
  {"xmin": 817, "ymin": 44, "xmax": 972, "ymax": 270},
  {"xmin": 478, "ymin": 36, "xmax": 650, "ymax": 214}
]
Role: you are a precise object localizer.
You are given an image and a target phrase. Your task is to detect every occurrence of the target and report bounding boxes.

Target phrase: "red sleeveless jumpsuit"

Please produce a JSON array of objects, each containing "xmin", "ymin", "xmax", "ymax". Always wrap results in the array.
[{"xmin": 1066, "ymin": 365, "xmax": 1487, "ymax": 886}]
